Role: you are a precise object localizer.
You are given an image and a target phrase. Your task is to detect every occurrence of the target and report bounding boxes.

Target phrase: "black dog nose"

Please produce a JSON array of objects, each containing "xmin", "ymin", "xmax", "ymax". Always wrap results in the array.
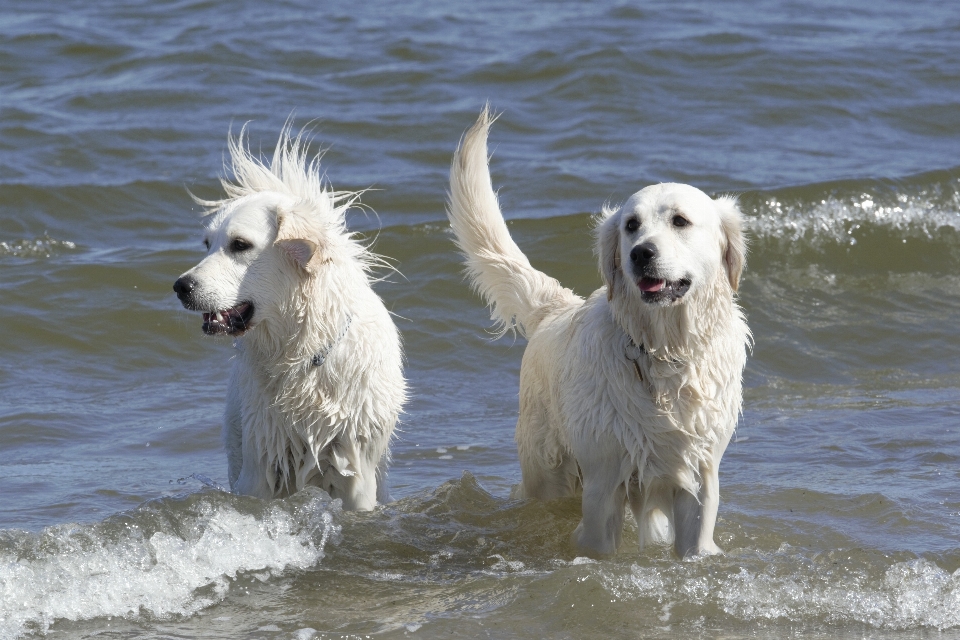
[
  {"xmin": 629, "ymin": 243, "xmax": 657, "ymax": 266},
  {"xmin": 173, "ymin": 275, "xmax": 197, "ymax": 302}
]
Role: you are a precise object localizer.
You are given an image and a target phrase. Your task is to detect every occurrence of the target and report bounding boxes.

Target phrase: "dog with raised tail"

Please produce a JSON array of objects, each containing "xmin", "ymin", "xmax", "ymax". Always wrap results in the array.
[
  {"xmin": 446, "ymin": 108, "xmax": 750, "ymax": 557},
  {"xmin": 173, "ymin": 125, "xmax": 405, "ymax": 510}
]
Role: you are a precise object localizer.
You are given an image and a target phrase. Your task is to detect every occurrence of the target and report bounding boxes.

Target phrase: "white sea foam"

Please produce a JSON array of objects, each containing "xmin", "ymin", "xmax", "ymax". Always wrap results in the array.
[
  {"xmin": 600, "ymin": 555, "xmax": 960, "ymax": 630},
  {"xmin": 745, "ymin": 188, "xmax": 960, "ymax": 246},
  {"xmin": 0, "ymin": 494, "xmax": 336, "ymax": 638},
  {"xmin": 719, "ymin": 558, "xmax": 960, "ymax": 629},
  {"xmin": 0, "ymin": 236, "xmax": 77, "ymax": 258},
  {"xmin": 486, "ymin": 554, "xmax": 527, "ymax": 573}
]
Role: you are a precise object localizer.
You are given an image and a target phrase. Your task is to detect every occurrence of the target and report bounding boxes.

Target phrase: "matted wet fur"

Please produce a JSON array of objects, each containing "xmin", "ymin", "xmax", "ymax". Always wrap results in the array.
[
  {"xmin": 174, "ymin": 125, "xmax": 406, "ymax": 510},
  {"xmin": 446, "ymin": 108, "xmax": 750, "ymax": 557}
]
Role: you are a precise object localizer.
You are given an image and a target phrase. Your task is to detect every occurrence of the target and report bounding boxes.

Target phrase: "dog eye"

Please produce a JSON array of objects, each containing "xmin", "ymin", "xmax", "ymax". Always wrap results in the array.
[
  {"xmin": 230, "ymin": 238, "xmax": 253, "ymax": 253},
  {"xmin": 203, "ymin": 238, "xmax": 210, "ymax": 250},
  {"xmin": 624, "ymin": 218, "xmax": 640, "ymax": 233},
  {"xmin": 672, "ymin": 215, "xmax": 690, "ymax": 228}
]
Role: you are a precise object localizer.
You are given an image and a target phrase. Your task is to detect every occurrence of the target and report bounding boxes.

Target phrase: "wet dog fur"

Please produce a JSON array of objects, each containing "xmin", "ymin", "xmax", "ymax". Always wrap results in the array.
[
  {"xmin": 174, "ymin": 126, "xmax": 406, "ymax": 510},
  {"xmin": 446, "ymin": 109, "xmax": 750, "ymax": 557}
]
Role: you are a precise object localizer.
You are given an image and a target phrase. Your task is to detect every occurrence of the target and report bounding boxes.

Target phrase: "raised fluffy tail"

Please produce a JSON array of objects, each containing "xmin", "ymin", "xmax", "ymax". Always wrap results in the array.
[{"xmin": 446, "ymin": 108, "xmax": 580, "ymax": 337}]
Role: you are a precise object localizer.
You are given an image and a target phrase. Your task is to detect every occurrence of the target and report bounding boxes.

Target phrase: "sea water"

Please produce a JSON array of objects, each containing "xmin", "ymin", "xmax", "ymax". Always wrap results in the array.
[{"xmin": 2, "ymin": 1, "xmax": 959, "ymax": 637}]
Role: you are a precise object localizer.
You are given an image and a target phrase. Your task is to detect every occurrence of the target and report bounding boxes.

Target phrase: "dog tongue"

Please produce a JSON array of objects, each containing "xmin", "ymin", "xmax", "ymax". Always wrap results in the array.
[{"xmin": 639, "ymin": 277, "xmax": 665, "ymax": 292}]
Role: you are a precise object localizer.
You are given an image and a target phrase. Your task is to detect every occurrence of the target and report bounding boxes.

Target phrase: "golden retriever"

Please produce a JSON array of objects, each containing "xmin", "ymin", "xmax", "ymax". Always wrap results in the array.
[
  {"xmin": 447, "ymin": 109, "xmax": 750, "ymax": 556},
  {"xmin": 174, "ymin": 125, "xmax": 406, "ymax": 510}
]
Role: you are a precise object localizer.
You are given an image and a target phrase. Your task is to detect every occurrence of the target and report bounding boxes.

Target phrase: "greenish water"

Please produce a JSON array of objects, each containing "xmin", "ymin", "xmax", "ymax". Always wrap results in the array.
[{"xmin": 2, "ymin": 1, "xmax": 960, "ymax": 638}]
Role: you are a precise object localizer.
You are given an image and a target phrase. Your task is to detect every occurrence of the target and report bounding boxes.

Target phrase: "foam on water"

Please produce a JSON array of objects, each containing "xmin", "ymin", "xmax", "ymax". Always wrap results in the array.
[
  {"xmin": 744, "ymin": 177, "xmax": 960, "ymax": 247},
  {"xmin": 0, "ymin": 235, "xmax": 77, "ymax": 259},
  {"xmin": 598, "ymin": 548, "xmax": 960, "ymax": 630},
  {"xmin": 0, "ymin": 490, "xmax": 337, "ymax": 638}
]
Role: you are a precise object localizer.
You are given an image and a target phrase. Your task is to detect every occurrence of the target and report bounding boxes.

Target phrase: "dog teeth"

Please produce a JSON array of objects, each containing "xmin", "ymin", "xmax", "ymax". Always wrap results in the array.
[{"xmin": 199, "ymin": 304, "xmax": 251, "ymax": 336}]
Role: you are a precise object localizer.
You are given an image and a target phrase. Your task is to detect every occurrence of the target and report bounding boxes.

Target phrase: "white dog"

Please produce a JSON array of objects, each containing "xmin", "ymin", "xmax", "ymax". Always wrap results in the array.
[
  {"xmin": 447, "ymin": 109, "xmax": 750, "ymax": 557},
  {"xmin": 174, "ymin": 126, "xmax": 406, "ymax": 510}
]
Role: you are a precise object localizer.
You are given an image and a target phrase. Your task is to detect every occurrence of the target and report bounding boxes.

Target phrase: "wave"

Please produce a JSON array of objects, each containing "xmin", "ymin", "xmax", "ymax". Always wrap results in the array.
[
  {"xmin": 1, "ymin": 476, "xmax": 958, "ymax": 637},
  {"xmin": 4, "ymin": 168, "xmax": 958, "ymax": 261},
  {"xmin": 740, "ymin": 169, "xmax": 960, "ymax": 266},
  {"xmin": 0, "ymin": 489, "xmax": 337, "ymax": 638},
  {"xmin": 0, "ymin": 235, "xmax": 77, "ymax": 259},
  {"xmin": 347, "ymin": 476, "xmax": 960, "ymax": 633},
  {"xmin": 600, "ymin": 547, "xmax": 960, "ymax": 631}
]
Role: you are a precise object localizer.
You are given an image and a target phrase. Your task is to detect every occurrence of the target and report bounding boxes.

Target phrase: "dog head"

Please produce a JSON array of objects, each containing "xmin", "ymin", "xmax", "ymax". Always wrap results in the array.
[
  {"xmin": 174, "ymin": 124, "xmax": 367, "ymax": 339},
  {"xmin": 173, "ymin": 192, "xmax": 335, "ymax": 337},
  {"xmin": 598, "ymin": 183, "xmax": 745, "ymax": 306}
]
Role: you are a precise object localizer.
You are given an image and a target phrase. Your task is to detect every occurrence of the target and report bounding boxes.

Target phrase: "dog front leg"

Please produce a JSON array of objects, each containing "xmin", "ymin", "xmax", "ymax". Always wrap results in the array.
[
  {"xmin": 672, "ymin": 465, "xmax": 722, "ymax": 558},
  {"xmin": 332, "ymin": 469, "xmax": 378, "ymax": 511},
  {"xmin": 224, "ymin": 378, "xmax": 243, "ymax": 490},
  {"xmin": 574, "ymin": 474, "xmax": 627, "ymax": 557},
  {"xmin": 327, "ymin": 441, "xmax": 384, "ymax": 511}
]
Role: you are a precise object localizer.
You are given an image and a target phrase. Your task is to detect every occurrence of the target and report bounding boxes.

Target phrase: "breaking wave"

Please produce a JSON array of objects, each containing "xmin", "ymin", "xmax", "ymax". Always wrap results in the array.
[
  {"xmin": 0, "ymin": 489, "xmax": 337, "ymax": 638},
  {"xmin": 741, "ymin": 170, "xmax": 960, "ymax": 259},
  {"xmin": 1, "ymin": 475, "xmax": 958, "ymax": 638},
  {"xmin": 599, "ymin": 547, "xmax": 960, "ymax": 631}
]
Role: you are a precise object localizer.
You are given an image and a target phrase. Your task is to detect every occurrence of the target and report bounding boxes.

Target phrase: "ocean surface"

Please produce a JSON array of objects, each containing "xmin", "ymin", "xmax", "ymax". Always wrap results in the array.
[{"xmin": 2, "ymin": 1, "xmax": 960, "ymax": 638}]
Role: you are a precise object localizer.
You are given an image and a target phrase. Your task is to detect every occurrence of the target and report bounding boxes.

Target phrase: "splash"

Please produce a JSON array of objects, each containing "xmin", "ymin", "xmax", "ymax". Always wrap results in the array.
[
  {"xmin": 741, "ymin": 172, "xmax": 960, "ymax": 248},
  {"xmin": 718, "ymin": 558, "xmax": 960, "ymax": 629},
  {"xmin": 0, "ymin": 235, "xmax": 77, "ymax": 258},
  {"xmin": 598, "ymin": 548, "xmax": 960, "ymax": 630},
  {"xmin": 0, "ymin": 490, "xmax": 337, "ymax": 638}
]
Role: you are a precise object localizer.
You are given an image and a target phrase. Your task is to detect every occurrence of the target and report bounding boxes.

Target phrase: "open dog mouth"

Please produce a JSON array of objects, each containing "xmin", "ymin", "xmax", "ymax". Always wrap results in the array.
[
  {"xmin": 638, "ymin": 276, "xmax": 691, "ymax": 303},
  {"xmin": 202, "ymin": 302, "xmax": 254, "ymax": 336}
]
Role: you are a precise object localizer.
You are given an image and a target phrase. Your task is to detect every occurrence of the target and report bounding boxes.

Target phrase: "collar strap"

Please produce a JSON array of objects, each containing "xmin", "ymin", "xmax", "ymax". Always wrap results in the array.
[
  {"xmin": 625, "ymin": 339, "xmax": 645, "ymax": 381},
  {"xmin": 625, "ymin": 337, "xmax": 684, "ymax": 372},
  {"xmin": 311, "ymin": 314, "xmax": 353, "ymax": 367}
]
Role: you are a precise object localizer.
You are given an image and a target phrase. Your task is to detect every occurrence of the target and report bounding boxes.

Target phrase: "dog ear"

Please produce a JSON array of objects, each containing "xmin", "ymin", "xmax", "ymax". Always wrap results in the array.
[
  {"xmin": 277, "ymin": 238, "xmax": 318, "ymax": 269},
  {"xmin": 714, "ymin": 195, "xmax": 746, "ymax": 292},
  {"xmin": 596, "ymin": 206, "xmax": 622, "ymax": 301},
  {"xmin": 275, "ymin": 206, "xmax": 325, "ymax": 272}
]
